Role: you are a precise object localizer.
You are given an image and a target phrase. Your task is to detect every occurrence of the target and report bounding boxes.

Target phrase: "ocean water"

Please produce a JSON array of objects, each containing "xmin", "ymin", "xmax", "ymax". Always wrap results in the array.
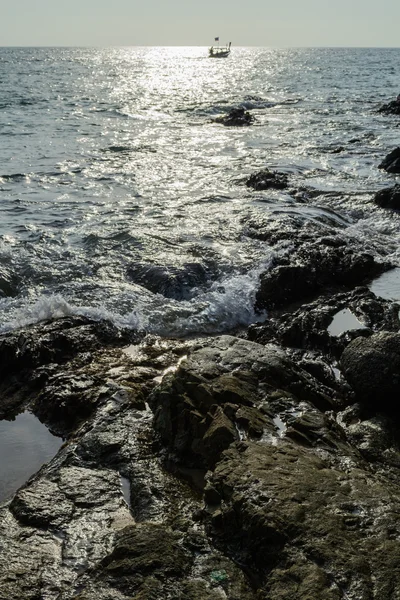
[{"xmin": 1, "ymin": 46, "xmax": 400, "ymax": 337}]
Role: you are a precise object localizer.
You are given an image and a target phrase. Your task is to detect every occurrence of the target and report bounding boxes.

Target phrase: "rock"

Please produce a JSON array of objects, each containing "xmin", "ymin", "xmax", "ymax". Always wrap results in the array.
[
  {"xmin": 256, "ymin": 240, "xmax": 384, "ymax": 310},
  {"xmin": 374, "ymin": 184, "xmax": 400, "ymax": 209},
  {"xmin": 214, "ymin": 107, "xmax": 254, "ymax": 126},
  {"xmin": 340, "ymin": 332, "xmax": 400, "ymax": 414},
  {"xmin": 378, "ymin": 100, "xmax": 400, "ymax": 115},
  {"xmin": 378, "ymin": 147, "xmax": 400, "ymax": 173},
  {"xmin": 246, "ymin": 168, "xmax": 288, "ymax": 190},
  {"xmin": 249, "ymin": 287, "xmax": 400, "ymax": 358},
  {"xmin": 9, "ymin": 478, "xmax": 74, "ymax": 528},
  {"xmin": 331, "ymin": 146, "xmax": 345, "ymax": 153},
  {"xmin": 126, "ymin": 262, "xmax": 211, "ymax": 300},
  {"xmin": 206, "ymin": 439, "xmax": 400, "ymax": 598},
  {"xmin": 0, "ymin": 316, "xmax": 142, "ymax": 425},
  {"xmin": 150, "ymin": 336, "xmax": 338, "ymax": 468}
]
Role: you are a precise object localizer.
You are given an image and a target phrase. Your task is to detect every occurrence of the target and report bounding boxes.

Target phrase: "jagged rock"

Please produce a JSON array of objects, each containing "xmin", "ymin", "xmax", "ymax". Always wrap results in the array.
[
  {"xmin": 374, "ymin": 184, "xmax": 400, "ymax": 209},
  {"xmin": 214, "ymin": 107, "xmax": 254, "ymax": 126},
  {"xmin": 378, "ymin": 100, "xmax": 400, "ymax": 115},
  {"xmin": 256, "ymin": 239, "xmax": 384, "ymax": 310},
  {"xmin": 246, "ymin": 168, "xmax": 288, "ymax": 190},
  {"xmin": 150, "ymin": 336, "xmax": 339, "ymax": 468},
  {"xmin": 249, "ymin": 287, "xmax": 400, "ymax": 358},
  {"xmin": 378, "ymin": 147, "xmax": 400, "ymax": 173},
  {"xmin": 340, "ymin": 332, "xmax": 400, "ymax": 414},
  {"xmin": 0, "ymin": 316, "xmax": 142, "ymax": 424}
]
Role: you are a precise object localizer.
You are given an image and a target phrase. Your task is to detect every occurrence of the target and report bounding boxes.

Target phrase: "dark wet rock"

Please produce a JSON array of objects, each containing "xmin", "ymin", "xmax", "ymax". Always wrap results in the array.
[
  {"xmin": 378, "ymin": 100, "xmax": 400, "ymax": 115},
  {"xmin": 246, "ymin": 168, "xmax": 289, "ymax": 190},
  {"xmin": 378, "ymin": 147, "xmax": 400, "ymax": 173},
  {"xmin": 256, "ymin": 239, "xmax": 384, "ymax": 311},
  {"xmin": 341, "ymin": 332, "xmax": 400, "ymax": 415},
  {"xmin": 0, "ymin": 265, "xmax": 19, "ymax": 297},
  {"xmin": 249, "ymin": 287, "xmax": 400, "ymax": 358},
  {"xmin": 0, "ymin": 316, "xmax": 142, "ymax": 423},
  {"xmin": 374, "ymin": 184, "xmax": 400, "ymax": 209},
  {"xmin": 205, "ymin": 438, "xmax": 400, "ymax": 598},
  {"xmin": 0, "ymin": 316, "xmax": 140, "ymax": 380},
  {"xmin": 214, "ymin": 107, "xmax": 254, "ymax": 126},
  {"xmin": 9, "ymin": 478, "xmax": 74, "ymax": 528},
  {"xmin": 330, "ymin": 145, "xmax": 345, "ymax": 153},
  {"xmin": 77, "ymin": 523, "xmax": 256, "ymax": 599},
  {"xmin": 126, "ymin": 261, "xmax": 213, "ymax": 300},
  {"xmin": 150, "ymin": 336, "xmax": 340, "ymax": 468},
  {"xmin": 101, "ymin": 523, "xmax": 192, "ymax": 577}
]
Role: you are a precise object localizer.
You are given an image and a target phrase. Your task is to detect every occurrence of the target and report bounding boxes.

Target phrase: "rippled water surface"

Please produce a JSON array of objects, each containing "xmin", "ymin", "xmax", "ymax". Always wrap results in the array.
[{"xmin": 1, "ymin": 47, "xmax": 400, "ymax": 335}]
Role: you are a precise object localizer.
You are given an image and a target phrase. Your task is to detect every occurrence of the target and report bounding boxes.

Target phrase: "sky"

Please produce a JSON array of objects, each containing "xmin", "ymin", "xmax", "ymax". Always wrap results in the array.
[{"xmin": 1, "ymin": 0, "xmax": 399, "ymax": 47}]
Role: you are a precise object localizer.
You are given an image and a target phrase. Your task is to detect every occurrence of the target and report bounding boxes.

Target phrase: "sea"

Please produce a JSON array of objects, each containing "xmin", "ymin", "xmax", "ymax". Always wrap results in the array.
[{"xmin": 1, "ymin": 46, "xmax": 400, "ymax": 337}]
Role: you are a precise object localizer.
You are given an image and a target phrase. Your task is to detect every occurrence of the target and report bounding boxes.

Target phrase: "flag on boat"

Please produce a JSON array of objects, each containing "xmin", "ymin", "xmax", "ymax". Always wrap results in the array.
[{"xmin": 214, "ymin": 37, "xmax": 219, "ymax": 41}]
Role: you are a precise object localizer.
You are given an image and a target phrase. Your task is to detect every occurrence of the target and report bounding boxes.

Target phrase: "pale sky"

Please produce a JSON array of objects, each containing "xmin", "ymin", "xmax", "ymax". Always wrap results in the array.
[{"xmin": 1, "ymin": 0, "xmax": 399, "ymax": 47}]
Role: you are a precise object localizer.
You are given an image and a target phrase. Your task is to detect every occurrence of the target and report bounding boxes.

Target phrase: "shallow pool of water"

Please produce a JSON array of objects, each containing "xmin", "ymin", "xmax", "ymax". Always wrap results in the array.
[
  {"xmin": 327, "ymin": 308, "xmax": 367, "ymax": 337},
  {"xmin": 0, "ymin": 411, "xmax": 63, "ymax": 503},
  {"xmin": 370, "ymin": 268, "xmax": 400, "ymax": 302}
]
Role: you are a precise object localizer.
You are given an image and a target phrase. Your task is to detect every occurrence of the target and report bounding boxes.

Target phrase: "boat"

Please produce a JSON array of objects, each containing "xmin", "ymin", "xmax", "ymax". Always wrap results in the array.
[{"xmin": 209, "ymin": 40, "xmax": 231, "ymax": 58}]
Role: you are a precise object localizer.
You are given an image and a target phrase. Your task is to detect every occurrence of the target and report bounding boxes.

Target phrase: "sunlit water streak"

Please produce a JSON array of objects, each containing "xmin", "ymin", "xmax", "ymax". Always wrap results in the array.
[{"xmin": 1, "ymin": 47, "xmax": 400, "ymax": 335}]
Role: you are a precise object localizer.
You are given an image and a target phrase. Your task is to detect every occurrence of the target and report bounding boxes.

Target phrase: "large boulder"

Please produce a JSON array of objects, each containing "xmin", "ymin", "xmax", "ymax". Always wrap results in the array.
[
  {"xmin": 126, "ymin": 262, "xmax": 212, "ymax": 300},
  {"xmin": 374, "ymin": 184, "xmax": 400, "ymax": 209},
  {"xmin": 378, "ymin": 147, "xmax": 400, "ymax": 173},
  {"xmin": 340, "ymin": 332, "xmax": 400, "ymax": 414}
]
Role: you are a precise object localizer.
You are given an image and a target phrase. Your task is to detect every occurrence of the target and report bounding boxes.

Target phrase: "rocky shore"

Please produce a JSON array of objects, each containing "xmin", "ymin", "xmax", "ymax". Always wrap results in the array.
[
  {"xmin": 1, "ymin": 209, "xmax": 400, "ymax": 599},
  {"xmin": 1, "ymin": 98, "xmax": 400, "ymax": 599}
]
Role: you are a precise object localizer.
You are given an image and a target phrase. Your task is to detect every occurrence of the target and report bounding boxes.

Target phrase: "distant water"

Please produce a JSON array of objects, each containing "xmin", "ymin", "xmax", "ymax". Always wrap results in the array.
[{"xmin": 1, "ymin": 47, "xmax": 400, "ymax": 336}]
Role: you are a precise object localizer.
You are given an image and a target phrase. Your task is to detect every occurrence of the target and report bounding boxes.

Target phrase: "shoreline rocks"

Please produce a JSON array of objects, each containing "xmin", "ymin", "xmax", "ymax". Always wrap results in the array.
[
  {"xmin": 378, "ymin": 147, "xmax": 400, "ymax": 173},
  {"xmin": 1, "ymin": 307, "xmax": 400, "ymax": 598},
  {"xmin": 374, "ymin": 184, "xmax": 400, "ymax": 209}
]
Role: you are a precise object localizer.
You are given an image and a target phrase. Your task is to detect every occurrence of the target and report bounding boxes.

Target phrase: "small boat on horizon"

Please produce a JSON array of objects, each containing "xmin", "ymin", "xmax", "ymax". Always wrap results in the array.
[{"xmin": 209, "ymin": 39, "xmax": 231, "ymax": 58}]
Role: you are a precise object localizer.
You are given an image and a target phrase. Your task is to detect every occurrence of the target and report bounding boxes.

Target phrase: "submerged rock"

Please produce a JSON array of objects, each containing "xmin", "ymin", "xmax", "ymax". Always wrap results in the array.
[
  {"xmin": 378, "ymin": 100, "xmax": 400, "ymax": 115},
  {"xmin": 374, "ymin": 184, "xmax": 400, "ymax": 209},
  {"xmin": 246, "ymin": 168, "xmax": 288, "ymax": 190},
  {"xmin": 126, "ymin": 261, "xmax": 212, "ymax": 300},
  {"xmin": 214, "ymin": 107, "xmax": 254, "ymax": 126},
  {"xmin": 378, "ymin": 147, "xmax": 400, "ymax": 173}
]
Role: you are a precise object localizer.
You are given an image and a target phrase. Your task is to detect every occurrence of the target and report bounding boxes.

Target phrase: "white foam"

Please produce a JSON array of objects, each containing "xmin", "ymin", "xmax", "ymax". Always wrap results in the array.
[
  {"xmin": 0, "ymin": 255, "xmax": 272, "ymax": 337},
  {"xmin": 0, "ymin": 294, "xmax": 140, "ymax": 334}
]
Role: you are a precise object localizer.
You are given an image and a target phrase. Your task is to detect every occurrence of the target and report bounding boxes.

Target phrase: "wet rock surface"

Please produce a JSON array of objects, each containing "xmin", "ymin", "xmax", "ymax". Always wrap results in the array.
[
  {"xmin": 378, "ymin": 99, "xmax": 400, "ymax": 115},
  {"xmin": 246, "ymin": 168, "xmax": 289, "ymax": 190},
  {"xmin": 374, "ymin": 184, "xmax": 400, "ymax": 209},
  {"xmin": 255, "ymin": 235, "xmax": 387, "ymax": 311},
  {"xmin": 379, "ymin": 146, "xmax": 400, "ymax": 173},
  {"xmin": 2, "ymin": 205, "xmax": 400, "ymax": 599},
  {"xmin": 126, "ymin": 261, "xmax": 214, "ymax": 300},
  {"xmin": 214, "ymin": 107, "xmax": 254, "ymax": 126}
]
